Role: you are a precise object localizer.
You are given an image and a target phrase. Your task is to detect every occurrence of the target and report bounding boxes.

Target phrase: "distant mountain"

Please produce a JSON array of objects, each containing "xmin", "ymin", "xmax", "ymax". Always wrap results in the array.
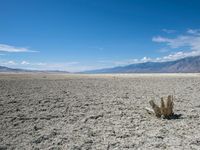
[
  {"xmin": 84, "ymin": 56, "xmax": 200, "ymax": 73},
  {"xmin": 0, "ymin": 66, "xmax": 25, "ymax": 72},
  {"xmin": 0, "ymin": 66, "xmax": 69, "ymax": 73}
]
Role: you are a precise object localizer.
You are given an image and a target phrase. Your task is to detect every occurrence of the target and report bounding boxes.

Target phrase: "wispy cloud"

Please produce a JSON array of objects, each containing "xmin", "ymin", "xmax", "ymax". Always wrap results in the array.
[
  {"xmin": 1, "ymin": 29, "xmax": 200, "ymax": 72},
  {"xmin": 152, "ymin": 36, "xmax": 172, "ymax": 43},
  {"xmin": 2, "ymin": 60, "xmax": 17, "ymax": 65},
  {"xmin": 152, "ymin": 29, "xmax": 200, "ymax": 60},
  {"xmin": 97, "ymin": 29, "xmax": 200, "ymax": 68},
  {"xmin": 0, "ymin": 44, "xmax": 37, "ymax": 52},
  {"xmin": 159, "ymin": 50, "xmax": 200, "ymax": 61},
  {"xmin": 97, "ymin": 50, "xmax": 200, "ymax": 68},
  {"xmin": 152, "ymin": 35, "xmax": 200, "ymax": 49},
  {"xmin": 187, "ymin": 29, "xmax": 200, "ymax": 35},
  {"xmin": 162, "ymin": 29, "xmax": 176, "ymax": 34},
  {"xmin": 21, "ymin": 61, "xmax": 30, "ymax": 65}
]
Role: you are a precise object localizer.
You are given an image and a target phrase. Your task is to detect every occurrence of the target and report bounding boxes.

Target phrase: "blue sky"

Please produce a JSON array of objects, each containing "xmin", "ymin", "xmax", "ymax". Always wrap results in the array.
[{"xmin": 0, "ymin": 0, "xmax": 200, "ymax": 72}]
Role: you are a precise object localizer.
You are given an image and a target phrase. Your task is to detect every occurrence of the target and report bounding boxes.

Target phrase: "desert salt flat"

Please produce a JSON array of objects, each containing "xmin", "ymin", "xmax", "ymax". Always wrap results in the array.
[{"xmin": 0, "ymin": 73, "xmax": 200, "ymax": 149}]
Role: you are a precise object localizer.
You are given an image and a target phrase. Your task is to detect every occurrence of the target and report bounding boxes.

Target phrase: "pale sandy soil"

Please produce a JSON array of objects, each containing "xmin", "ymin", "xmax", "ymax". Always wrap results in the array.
[{"xmin": 0, "ymin": 73, "xmax": 200, "ymax": 150}]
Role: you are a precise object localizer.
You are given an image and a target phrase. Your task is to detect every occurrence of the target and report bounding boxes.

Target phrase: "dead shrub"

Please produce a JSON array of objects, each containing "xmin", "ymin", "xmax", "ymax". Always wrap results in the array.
[{"xmin": 146, "ymin": 95, "xmax": 174, "ymax": 119}]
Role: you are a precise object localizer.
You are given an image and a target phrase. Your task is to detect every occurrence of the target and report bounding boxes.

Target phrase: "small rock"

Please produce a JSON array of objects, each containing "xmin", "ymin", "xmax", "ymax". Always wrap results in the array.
[{"xmin": 0, "ymin": 146, "xmax": 7, "ymax": 150}]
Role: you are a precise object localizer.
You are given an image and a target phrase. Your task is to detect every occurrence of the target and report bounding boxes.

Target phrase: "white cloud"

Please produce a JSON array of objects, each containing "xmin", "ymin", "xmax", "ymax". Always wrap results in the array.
[
  {"xmin": 36, "ymin": 62, "xmax": 47, "ymax": 66},
  {"xmin": 157, "ymin": 50, "xmax": 200, "ymax": 62},
  {"xmin": 187, "ymin": 29, "xmax": 200, "ymax": 35},
  {"xmin": 3, "ymin": 60, "xmax": 17, "ymax": 65},
  {"xmin": 141, "ymin": 56, "xmax": 152, "ymax": 62},
  {"xmin": 8, "ymin": 61, "xmax": 16, "ymax": 65},
  {"xmin": 97, "ymin": 49, "xmax": 200, "ymax": 68},
  {"xmin": 152, "ymin": 36, "xmax": 172, "ymax": 43},
  {"xmin": 1, "ymin": 29, "xmax": 200, "ymax": 72},
  {"xmin": 97, "ymin": 29, "xmax": 200, "ymax": 68},
  {"xmin": 153, "ymin": 35, "xmax": 200, "ymax": 50},
  {"xmin": 162, "ymin": 29, "xmax": 176, "ymax": 34},
  {"xmin": 21, "ymin": 61, "xmax": 30, "ymax": 65},
  {"xmin": 0, "ymin": 44, "xmax": 37, "ymax": 52},
  {"xmin": 152, "ymin": 29, "xmax": 200, "ymax": 61}
]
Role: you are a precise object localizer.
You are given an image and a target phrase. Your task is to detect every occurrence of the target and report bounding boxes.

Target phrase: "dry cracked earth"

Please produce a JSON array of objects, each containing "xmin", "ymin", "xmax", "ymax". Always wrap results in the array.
[{"xmin": 0, "ymin": 73, "xmax": 200, "ymax": 150}]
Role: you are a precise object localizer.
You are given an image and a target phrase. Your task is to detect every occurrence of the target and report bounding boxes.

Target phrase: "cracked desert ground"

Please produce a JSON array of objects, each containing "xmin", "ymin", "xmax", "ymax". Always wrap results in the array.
[{"xmin": 0, "ymin": 73, "xmax": 200, "ymax": 150}]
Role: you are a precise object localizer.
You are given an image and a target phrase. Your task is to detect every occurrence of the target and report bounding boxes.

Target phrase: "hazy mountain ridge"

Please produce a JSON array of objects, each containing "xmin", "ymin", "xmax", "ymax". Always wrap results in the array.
[
  {"xmin": 84, "ymin": 56, "xmax": 200, "ymax": 73},
  {"xmin": 0, "ymin": 66, "xmax": 25, "ymax": 72},
  {"xmin": 1, "ymin": 56, "xmax": 200, "ymax": 73},
  {"xmin": 0, "ymin": 66, "xmax": 68, "ymax": 73}
]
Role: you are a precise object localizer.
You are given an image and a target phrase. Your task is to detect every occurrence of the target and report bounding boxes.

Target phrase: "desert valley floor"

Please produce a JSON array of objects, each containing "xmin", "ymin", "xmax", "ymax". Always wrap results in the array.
[{"xmin": 0, "ymin": 73, "xmax": 200, "ymax": 150}]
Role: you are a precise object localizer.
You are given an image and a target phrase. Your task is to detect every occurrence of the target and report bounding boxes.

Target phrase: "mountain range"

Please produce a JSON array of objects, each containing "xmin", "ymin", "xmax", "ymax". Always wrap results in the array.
[
  {"xmin": 0, "ymin": 66, "xmax": 68, "ymax": 73},
  {"xmin": 0, "ymin": 66, "xmax": 25, "ymax": 72},
  {"xmin": 1, "ymin": 56, "xmax": 200, "ymax": 73},
  {"xmin": 84, "ymin": 56, "xmax": 200, "ymax": 73}
]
